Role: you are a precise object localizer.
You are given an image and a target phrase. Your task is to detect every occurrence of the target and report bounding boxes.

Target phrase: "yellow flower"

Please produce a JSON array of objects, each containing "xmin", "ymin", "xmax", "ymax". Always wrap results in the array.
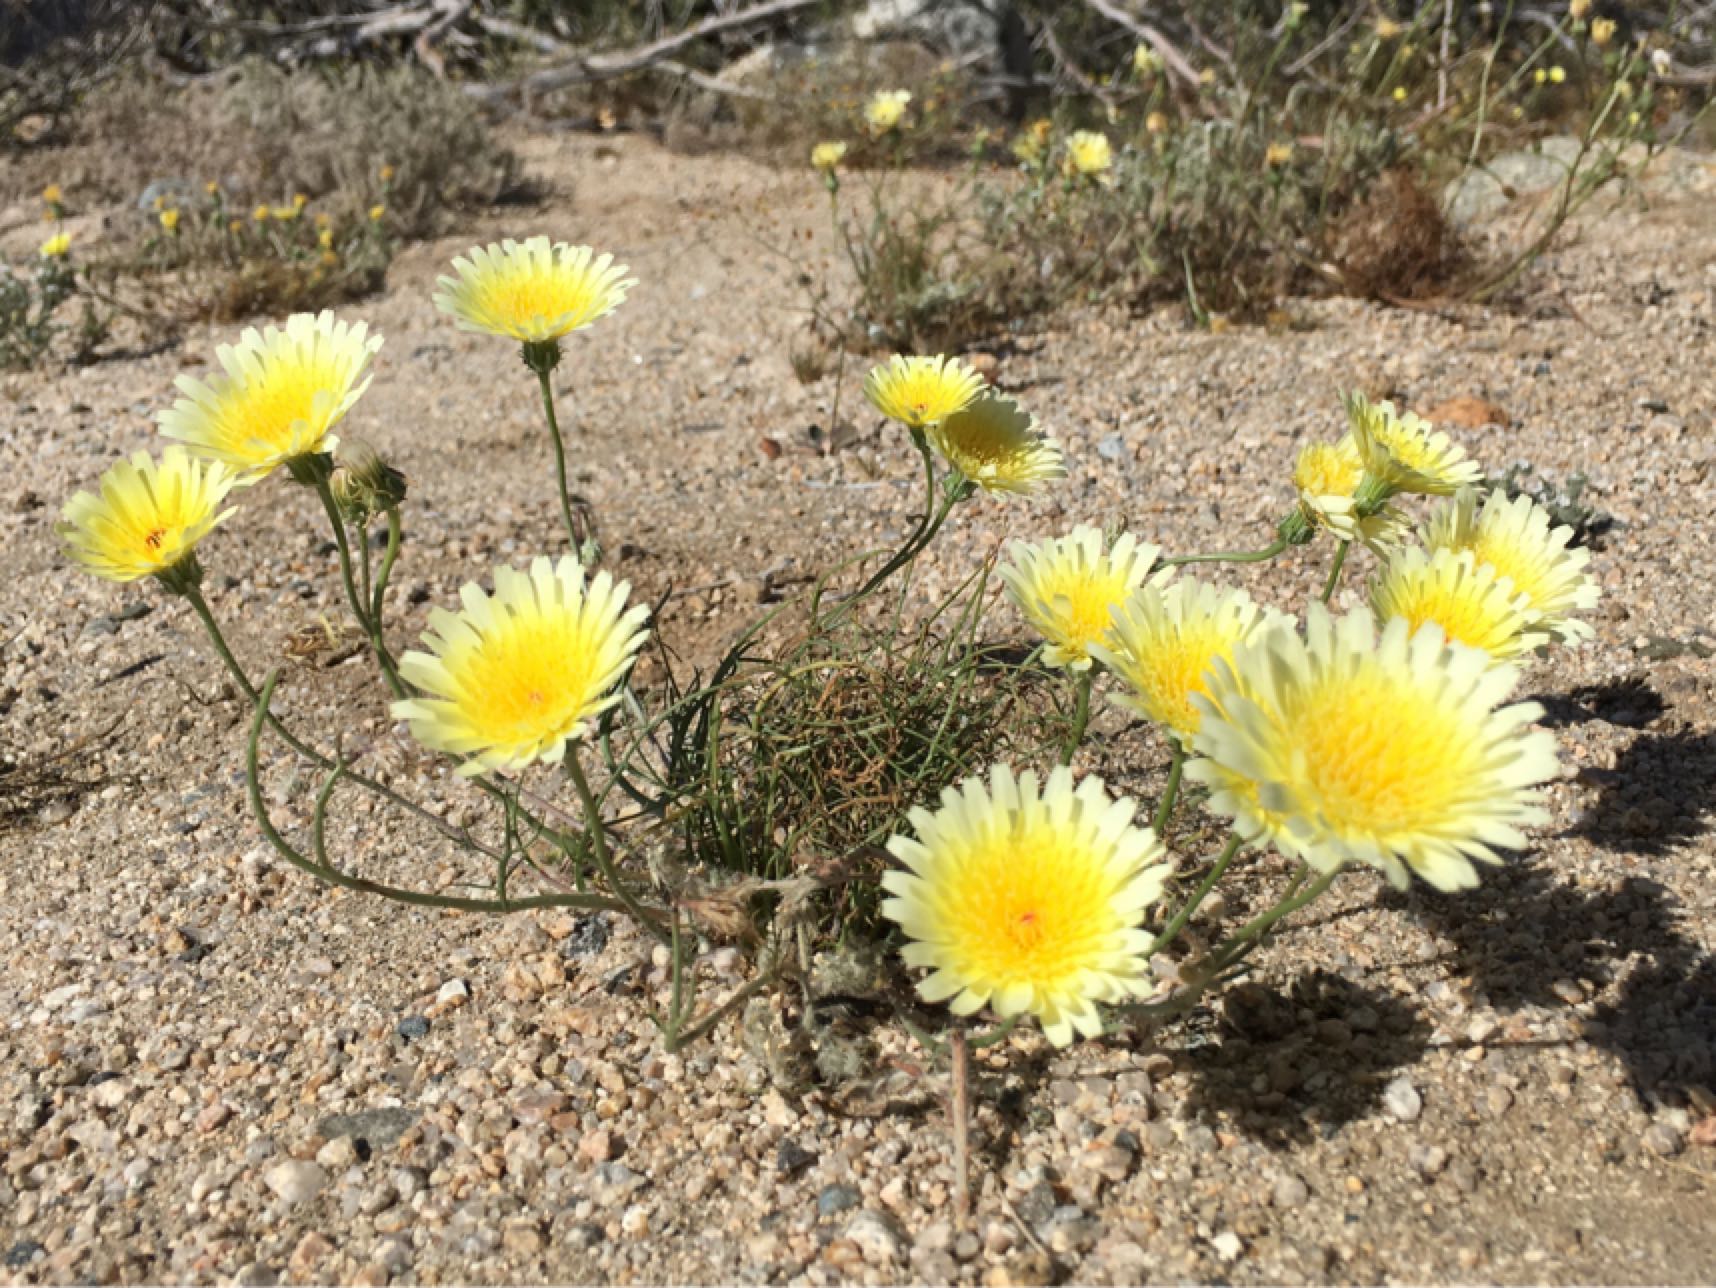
[
  {"xmin": 1344, "ymin": 392, "xmax": 1482, "ymax": 499},
  {"xmin": 205, "ymin": 181, "xmax": 220, "ymax": 196},
  {"xmin": 999, "ymin": 525, "xmax": 1161, "ymax": 671},
  {"xmin": 1265, "ymin": 141, "xmax": 1294, "ymax": 167},
  {"xmin": 1091, "ymin": 576, "xmax": 1289, "ymax": 747},
  {"xmin": 1549, "ymin": 65, "xmax": 1567, "ymax": 83},
  {"xmin": 1291, "ymin": 435, "xmax": 1408, "ymax": 551},
  {"xmin": 228, "ymin": 218, "xmax": 243, "ymax": 234},
  {"xmin": 1391, "ymin": 86, "xmax": 1409, "ymax": 102},
  {"xmin": 864, "ymin": 89, "xmax": 912, "ymax": 135},
  {"xmin": 42, "ymin": 183, "xmax": 63, "ymax": 205},
  {"xmin": 1187, "ymin": 607, "xmax": 1560, "ymax": 891},
  {"xmin": 928, "ymin": 392, "xmax": 1064, "ymax": 496},
  {"xmin": 811, "ymin": 141, "xmax": 847, "ymax": 172},
  {"xmin": 392, "ymin": 556, "xmax": 650, "ymax": 776},
  {"xmin": 292, "ymin": 192, "xmax": 309, "ymax": 210},
  {"xmin": 1132, "ymin": 43, "xmax": 1162, "ymax": 76},
  {"xmin": 1145, "ymin": 110, "xmax": 1169, "ymax": 134},
  {"xmin": 59, "ymin": 447, "xmax": 237, "ymax": 586},
  {"xmin": 1590, "ymin": 18, "xmax": 1615, "ymax": 46},
  {"xmin": 881, "ymin": 764, "xmax": 1171, "ymax": 1046},
  {"xmin": 1369, "ymin": 546, "xmax": 1544, "ymax": 661},
  {"xmin": 1064, "ymin": 130, "xmax": 1114, "ymax": 178},
  {"xmin": 1420, "ymin": 487, "xmax": 1599, "ymax": 644},
  {"xmin": 434, "ymin": 236, "xmax": 635, "ymax": 346},
  {"xmin": 379, "ymin": 164, "xmax": 396, "ymax": 183},
  {"xmin": 1570, "ymin": 0, "xmax": 1592, "ymax": 17},
  {"xmin": 39, "ymin": 231, "xmax": 71, "ymax": 258},
  {"xmin": 318, "ymin": 226, "xmax": 334, "ymax": 250},
  {"xmin": 369, "ymin": 204, "xmax": 385, "ymax": 222},
  {"xmin": 252, "ymin": 204, "xmax": 270, "ymax": 222},
  {"xmin": 1534, "ymin": 68, "xmax": 1548, "ymax": 85},
  {"xmin": 158, "ymin": 310, "xmax": 383, "ymax": 482},
  {"xmin": 160, "ymin": 208, "xmax": 180, "ymax": 233},
  {"xmin": 863, "ymin": 354, "xmax": 985, "ymax": 431},
  {"xmin": 1375, "ymin": 17, "xmax": 1403, "ymax": 39},
  {"xmin": 271, "ymin": 204, "xmax": 300, "ymax": 221}
]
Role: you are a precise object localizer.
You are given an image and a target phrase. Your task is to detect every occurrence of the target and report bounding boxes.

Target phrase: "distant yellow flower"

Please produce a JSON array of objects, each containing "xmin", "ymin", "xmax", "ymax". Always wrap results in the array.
[
  {"xmin": 393, "ymin": 556, "xmax": 650, "ymax": 776},
  {"xmin": 928, "ymin": 392, "xmax": 1064, "ymax": 496},
  {"xmin": 1392, "ymin": 86, "xmax": 1409, "ymax": 102},
  {"xmin": 863, "ymin": 354, "xmax": 985, "ymax": 431},
  {"xmin": 228, "ymin": 218, "xmax": 243, "ymax": 234},
  {"xmin": 1420, "ymin": 487, "xmax": 1599, "ymax": 644},
  {"xmin": 252, "ymin": 204, "xmax": 270, "ymax": 222},
  {"xmin": 882, "ymin": 764, "xmax": 1171, "ymax": 1046},
  {"xmin": 369, "ymin": 204, "xmax": 385, "ymax": 222},
  {"xmin": 160, "ymin": 208, "xmax": 180, "ymax": 233},
  {"xmin": 1064, "ymin": 130, "xmax": 1114, "ymax": 178},
  {"xmin": 318, "ymin": 226, "xmax": 334, "ymax": 250},
  {"xmin": 1534, "ymin": 68, "xmax": 1549, "ymax": 85},
  {"xmin": 1199, "ymin": 68, "xmax": 1216, "ymax": 86},
  {"xmin": 1549, "ymin": 65, "xmax": 1567, "ymax": 83},
  {"xmin": 39, "ymin": 231, "xmax": 71, "ymax": 258},
  {"xmin": 1291, "ymin": 435, "xmax": 1408, "ymax": 551},
  {"xmin": 1375, "ymin": 17, "xmax": 1403, "ymax": 39},
  {"xmin": 1265, "ymin": 141, "xmax": 1294, "ymax": 167},
  {"xmin": 1570, "ymin": 0, "xmax": 1592, "ymax": 17},
  {"xmin": 159, "ymin": 310, "xmax": 383, "ymax": 483},
  {"xmin": 864, "ymin": 89, "xmax": 912, "ymax": 135},
  {"xmin": 271, "ymin": 205, "xmax": 300, "ymax": 221},
  {"xmin": 1132, "ymin": 43, "xmax": 1163, "ymax": 76},
  {"xmin": 1344, "ymin": 392, "xmax": 1482, "ymax": 500},
  {"xmin": 59, "ymin": 447, "xmax": 237, "ymax": 588},
  {"xmin": 1590, "ymin": 18, "xmax": 1615, "ymax": 46},
  {"xmin": 1145, "ymin": 111, "xmax": 1169, "ymax": 134},
  {"xmin": 1000, "ymin": 525, "xmax": 1161, "ymax": 671},
  {"xmin": 205, "ymin": 181, "xmax": 220, "ymax": 196},
  {"xmin": 292, "ymin": 192, "xmax": 308, "ymax": 210},
  {"xmin": 1370, "ymin": 546, "xmax": 1543, "ymax": 661},
  {"xmin": 434, "ymin": 236, "xmax": 634, "ymax": 349},
  {"xmin": 314, "ymin": 212, "xmax": 331, "ymax": 228},
  {"xmin": 1187, "ymin": 606, "xmax": 1561, "ymax": 891},
  {"xmin": 811, "ymin": 141, "xmax": 847, "ymax": 172},
  {"xmin": 42, "ymin": 183, "xmax": 63, "ymax": 205},
  {"xmin": 379, "ymin": 164, "xmax": 396, "ymax": 183}
]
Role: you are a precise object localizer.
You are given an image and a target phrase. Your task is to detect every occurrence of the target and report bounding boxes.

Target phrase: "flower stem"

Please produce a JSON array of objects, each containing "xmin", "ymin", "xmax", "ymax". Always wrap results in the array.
[
  {"xmin": 1152, "ymin": 743, "xmax": 1186, "ymax": 836},
  {"xmin": 950, "ymin": 1021, "xmax": 972, "ymax": 1231},
  {"xmin": 534, "ymin": 364, "xmax": 588, "ymax": 556},
  {"xmin": 1061, "ymin": 668, "xmax": 1092, "ymax": 765},
  {"xmin": 1161, "ymin": 537, "xmax": 1289, "ymax": 568},
  {"xmin": 314, "ymin": 476, "xmax": 406, "ymax": 698},
  {"xmin": 371, "ymin": 507, "xmax": 403, "ymax": 626},
  {"xmin": 1207, "ymin": 863, "xmax": 1339, "ymax": 975},
  {"xmin": 1146, "ymin": 834, "xmax": 1242, "ymax": 958},
  {"xmin": 563, "ymin": 752, "xmax": 671, "ymax": 944},
  {"xmin": 1320, "ymin": 540, "xmax": 1351, "ymax": 604},
  {"xmin": 832, "ymin": 433, "xmax": 945, "ymax": 619}
]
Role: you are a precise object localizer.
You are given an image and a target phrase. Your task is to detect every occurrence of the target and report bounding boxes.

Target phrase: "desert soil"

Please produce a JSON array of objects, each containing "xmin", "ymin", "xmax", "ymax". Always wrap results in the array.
[{"xmin": 2, "ymin": 126, "xmax": 1715, "ymax": 1286}]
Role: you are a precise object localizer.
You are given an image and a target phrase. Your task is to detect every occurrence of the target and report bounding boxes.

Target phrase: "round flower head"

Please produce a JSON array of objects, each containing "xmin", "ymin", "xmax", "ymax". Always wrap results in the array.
[
  {"xmin": 863, "ymin": 354, "xmax": 985, "ymax": 431},
  {"xmin": 1091, "ymin": 575, "xmax": 1288, "ymax": 747},
  {"xmin": 59, "ymin": 447, "xmax": 236, "ymax": 587},
  {"xmin": 999, "ymin": 526, "xmax": 1161, "ymax": 671},
  {"xmin": 1420, "ymin": 487, "xmax": 1599, "ymax": 645},
  {"xmin": 882, "ymin": 764, "xmax": 1171, "ymax": 1047},
  {"xmin": 40, "ymin": 231, "xmax": 72, "ymax": 258},
  {"xmin": 811, "ymin": 141, "xmax": 847, "ymax": 172},
  {"xmin": 393, "ymin": 556, "xmax": 650, "ymax": 776},
  {"xmin": 1291, "ymin": 436, "xmax": 1407, "ymax": 551},
  {"xmin": 1064, "ymin": 130, "xmax": 1114, "ymax": 178},
  {"xmin": 433, "ymin": 237, "xmax": 634, "ymax": 345},
  {"xmin": 1344, "ymin": 392, "xmax": 1482, "ymax": 497},
  {"xmin": 1186, "ymin": 606, "xmax": 1560, "ymax": 892},
  {"xmin": 1369, "ymin": 545, "xmax": 1544, "ymax": 661},
  {"xmin": 928, "ymin": 392, "xmax": 1065, "ymax": 496},
  {"xmin": 159, "ymin": 310, "xmax": 382, "ymax": 482},
  {"xmin": 864, "ymin": 89, "xmax": 911, "ymax": 135}
]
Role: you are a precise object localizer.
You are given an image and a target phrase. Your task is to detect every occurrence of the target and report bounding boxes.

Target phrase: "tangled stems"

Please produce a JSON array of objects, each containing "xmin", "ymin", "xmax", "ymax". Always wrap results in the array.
[
  {"xmin": 562, "ymin": 752, "xmax": 671, "ymax": 944},
  {"xmin": 830, "ymin": 432, "xmax": 964, "ymax": 623},
  {"xmin": 1145, "ymin": 834, "xmax": 1242, "ymax": 958},
  {"xmin": 306, "ymin": 471, "xmax": 407, "ymax": 699}
]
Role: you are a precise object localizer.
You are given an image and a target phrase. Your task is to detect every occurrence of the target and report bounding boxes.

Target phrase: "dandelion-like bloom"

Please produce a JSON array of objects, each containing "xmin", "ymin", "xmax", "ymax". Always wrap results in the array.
[
  {"xmin": 811, "ymin": 141, "xmax": 847, "ymax": 172},
  {"xmin": 928, "ymin": 392, "xmax": 1064, "ymax": 496},
  {"xmin": 864, "ymin": 89, "xmax": 911, "ymax": 135},
  {"xmin": 159, "ymin": 310, "xmax": 382, "ymax": 482},
  {"xmin": 1370, "ymin": 545, "xmax": 1544, "ymax": 661},
  {"xmin": 369, "ymin": 204, "xmax": 385, "ymax": 222},
  {"xmin": 881, "ymin": 764, "xmax": 1171, "ymax": 1046},
  {"xmin": 1291, "ymin": 436, "xmax": 1408, "ymax": 551},
  {"xmin": 393, "ymin": 556, "xmax": 650, "ymax": 776},
  {"xmin": 1345, "ymin": 392, "xmax": 1483, "ymax": 498},
  {"xmin": 1265, "ymin": 142, "xmax": 1294, "ymax": 167},
  {"xmin": 42, "ymin": 183, "xmax": 63, "ymax": 205},
  {"xmin": 1064, "ymin": 130, "xmax": 1114, "ymax": 178},
  {"xmin": 1091, "ymin": 576, "xmax": 1287, "ymax": 746},
  {"xmin": 252, "ymin": 204, "xmax": 270, "ymax": 222},
  {"xmin": 434, "ymin": 237, "xmax": 634, "ymax": 348},
  {"xmin": 1132, "ymin": 43, "xmax": 1162, "ymax": 76},
  {"xmin": 863, "ymin": 354, "xmax": 985, "ymax": 431},
  {"xmin": 1420, "ymin": 487, "xmax": 1599, "ymax": 643},
  {"xmin": 1590, "ymin": 17, "xmax": 1616, "ymax": 45},
  {"xmin": 1186, "ymin": 606, "xmax": 1560, "ymax": 891},
  {"xmin": 58, "ymin": 447, "xmax": 236, "ymax": 587},
  {"xmin": 160, "ymin": 208, "xmax": 179, "ymax": 233},
  {"xmin": 39, "ymin": 231, "xmax": 71, "ymax": 258},
  {"xmin": 1000, "ymin": 526, "xmax": 1161, "ymax": 671}
]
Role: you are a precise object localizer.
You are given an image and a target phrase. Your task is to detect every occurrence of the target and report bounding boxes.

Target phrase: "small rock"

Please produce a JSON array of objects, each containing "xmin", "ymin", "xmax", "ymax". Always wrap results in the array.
[
  {"xmin": 818, "ymin": 1183, "xmax": 861, "ymax": 1218},
  {"xmin": 619, "ymin": 1205, "xmax": 651, "ymax": 1238},
  {"xmin": 1096, "ymin": 432, "xmax": 1127, "ymax": 462},
  {"xmin": 1383, "ymin": 1076, "xmax": 1423, "ymax": 1124},
  {"xmin": 502, "ymin": 1218, "xmax": 545, "ymax": 1257},
  {"xmin": 579, "ymin": 1128, "xmax": 617, "ymax": 1163},
  {"xmin": 1643, "ymin": 1122, "xmax": 1685, "ymax": 1157},
  {"xmin": 1408, "ymin": 1143, "xmax": 1449, "ymax": 1177},
  {"xmin": 1550, "ymin": 978, "xmax": 1584, "ymax": 1006},
  {"xmin": 1485, "ymin": 1086, "xmax": 1514, "ymax": 1117},
  {"xmin": 263, "ymin": 1160, "xmax": 328, "ymax": 1207},
  {"xmin": 395, "ymin": 1016, "xmax": 430, "ymax": 1042},
  {"xmin": 318, "ymin": 1108, "xmax": 420, "ymax": 1153},
  {"xmin": 1423, "ymin": 395, "xmax": 1510, "ymax": 429},
  {"xmin": 845, "ymin": 1210, "xmax": 906, "ymax": 1265},
  {"xmin": 315, "ymin": 1136, "xmax": 359, "ymax": 1170},
  {"xmin": 1273, "ymin": 1174, "xmax": 1310, "ymax": 1208},
  {"xmin": 563, "ymin": 1222, "xmax": 605, "ymax": 1250},
  {"xmin": 915, "ymin": 1221, "xmax": 954, "ymax": 1253},
  {"xmin": 435, "ymin": 978, "xmax": 470, "ymax": 1009},
  {"xmin": 4, "ymin": 1242, "xmax": 45, "ymax": 1269},
  {"xmin": 776, "ymin": 1139, "xmax": 817, "ymax": 1176},
  {"xmin": 373, "ymin": 1236, "xmax": 412, "ymax": 1272},
  {"xmin": 196, "ymin": 1102, "xmax": 233, "ymax": 1133},
  {"xmin": 287, "ymin": 1232, "xmax": 334, "ymax": 1278},
  {"xmin": 1211, "ymin": 1231, "xmax": 1244, "ymax": 1262}
]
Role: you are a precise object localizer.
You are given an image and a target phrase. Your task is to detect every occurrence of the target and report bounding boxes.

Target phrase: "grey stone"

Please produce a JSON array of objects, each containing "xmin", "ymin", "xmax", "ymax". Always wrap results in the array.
[
  {"xmin": 1383, "ymin": 1076, "xmax": 1423, "ymax": 1124},
  {"xmin": 317, "ymin": 1107, "xmax": 420, "ymax": 1153},
  {"xmin": 845, "ymin": 1209, "xmax": 907, "ymax": 1265},
  {"xmin": 263, "ymin": 1160, "xmax": 327, "ymax": 1206},
  {"xmin": 1642, "ymin": 1121, "xmax": 1685, "ymax": 1157},
  {"xmin": 817, "ymin": 1183, "xmax": 861, "ymax": 1218}
]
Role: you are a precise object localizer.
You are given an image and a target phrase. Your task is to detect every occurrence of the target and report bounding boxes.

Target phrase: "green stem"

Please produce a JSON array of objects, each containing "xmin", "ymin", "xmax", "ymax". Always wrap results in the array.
[
  {"xmin": 1320, "ymin": 540, "xmax": 1351, "ymax": 604},
  {"xmin": 535, "ymin": 364, "xmax": 586, "ymax": 555},
  {"xmin": 1061, "ymin": 668, "xmax": 1092, "ymax": 765},
  {"xmin": 314, "ymin": 477, "xmax": 406, "ymax": 698},
  {"xmin": 1207, "ymin": 864, "xmax": 1339, "ymax": 974},
  {"xmin": 1152, "ymin": 744, "xmax": 1185, "ymax": 836},
  {"xmin": 563, "ymin": 752, "xmax": 671, "ymax": 944},
  {"xmin": 1161, "ymin": 537, "xmax": 1289, "ymax": 569},
  {"xmin": 663, "ymin": 974, "xmax": 772, "ymax": 1053},
  {"xmin": 371, "ymin": 507, "xmax": 403, "ymax": 628},
  {"xmin": 831, "ymin": 434, "xmax": 951, "ymax": 620},
  {"xmin": 1146, "ymin": 835, "xmax": 1242, "ymax": 958}
]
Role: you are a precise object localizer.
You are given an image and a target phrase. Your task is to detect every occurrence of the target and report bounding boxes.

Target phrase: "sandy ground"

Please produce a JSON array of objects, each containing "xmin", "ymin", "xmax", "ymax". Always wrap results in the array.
[{"xmin": 2, "ymin": 126, "xmax": 1715, "ymax": 1285}]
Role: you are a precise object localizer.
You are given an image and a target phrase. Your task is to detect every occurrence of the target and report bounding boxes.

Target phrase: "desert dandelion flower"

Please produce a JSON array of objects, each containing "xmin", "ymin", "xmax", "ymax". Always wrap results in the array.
[
  {"xmin": 1092, "ymin": 576, "xmax": 1287, "ymax": 746},
  {"xmin": 1290, "ymin": 436, "xmax": 1407, "ymax": 551},
  {"xmin": 434, "ymin": 236, "xmax": 634, "ymax": 357},
  {"xmin": 1000, "ymin": 526, "xmax": 1160, "ymax": 671},
  {"xmin": 159, "ymin": 310, "xmax": 382, "ymax": 483},
  {"xmin": 882, "ymin": 764, "xmax": 1171, "ymax": 1046},
  {"xmin": 1064, "ymin": 130, "xmax": 1114, "ymax": 178},
  {"xmin": 1345, "ymin": 392, "xmax": 1482, "ymax": 500},
  {"xmin": 811, "ymin": 141, "xmax": 848, "ymax": 172},
  {"xmin": 39, "ymin": 231, "xmax": 71, "ymax": 258},
  {"xmin": 1420, "ymin": 487, "xmax": 1599, "ymax": 643},
  {"xmin": 393, "ymin": 556, "xmax": 649, "ymax": 776},
  {"xmin": 1370, "ymin": 545, "xmax": 1543, "ymax": 661},
  {"xmin": 928, "ymin": 392, "xmax": 1064, "ymax": 495},
  {"xmin": 864, "ymin": 89, "xmax": 911, "ymax": 135},
  {"xmin": 59, "ymin": 447, "xmax": 236, "ymax": 591},
  {"xmin": 864, "ymin": 354, "xmax": 985, "ymax": 431},
  {"xmin": 1187, "ymin": 606, "xmax": 1560, "ymax": 891}
]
